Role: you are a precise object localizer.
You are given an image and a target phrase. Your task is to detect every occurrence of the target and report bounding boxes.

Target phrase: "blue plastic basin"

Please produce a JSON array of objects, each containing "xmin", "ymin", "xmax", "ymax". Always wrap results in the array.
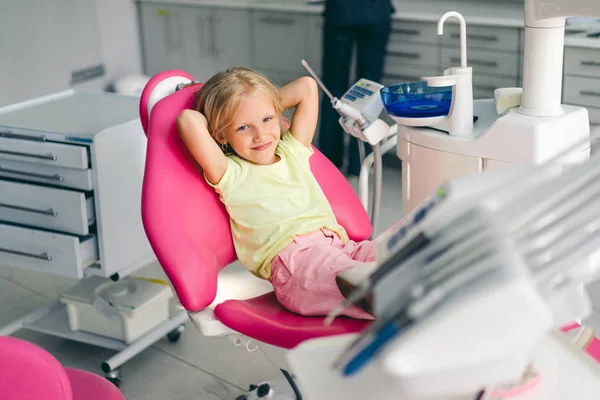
[{"xmin": 381, "ymin": 82, "xmax": 453, "ymax": 119}]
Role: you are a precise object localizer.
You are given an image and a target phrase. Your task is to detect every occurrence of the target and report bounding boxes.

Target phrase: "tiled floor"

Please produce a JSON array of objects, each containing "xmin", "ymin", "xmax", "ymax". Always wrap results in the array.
[{"xmin": 0, "ymin": 166, "xmax": 404, "ymax": 400}]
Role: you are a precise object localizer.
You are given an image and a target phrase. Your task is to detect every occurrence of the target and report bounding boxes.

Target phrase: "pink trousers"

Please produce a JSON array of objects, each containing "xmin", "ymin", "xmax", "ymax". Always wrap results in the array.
[{"xmin": 269, "ymin": 228, "xmax": 376, "ymax": 320}]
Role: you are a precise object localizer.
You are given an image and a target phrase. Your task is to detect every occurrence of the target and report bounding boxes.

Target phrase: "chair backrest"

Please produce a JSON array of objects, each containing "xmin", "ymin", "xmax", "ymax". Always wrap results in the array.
[
  {"xmin": 140, "ymin": 70, "xmax": 373, "ymax": 312},
  {"xmin": 0, "ymin": 336, "xmax": 73, "ymax": 400}
]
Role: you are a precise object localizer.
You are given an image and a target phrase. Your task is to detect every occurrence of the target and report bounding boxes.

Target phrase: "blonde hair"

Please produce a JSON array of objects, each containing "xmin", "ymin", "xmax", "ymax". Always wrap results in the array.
[{"xmin": 193, "ymin": 67, "xmax": 284, "ymax": 146}]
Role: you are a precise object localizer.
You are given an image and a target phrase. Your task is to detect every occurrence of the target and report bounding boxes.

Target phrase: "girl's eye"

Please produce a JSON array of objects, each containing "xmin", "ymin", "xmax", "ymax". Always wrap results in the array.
[
  {"xmin": 263, "ymin": 117, "xmax": 272, "ymax": 123},
  {"xmin": 237, "ymin": 125, "xmax": 248, "ymax": 132}
]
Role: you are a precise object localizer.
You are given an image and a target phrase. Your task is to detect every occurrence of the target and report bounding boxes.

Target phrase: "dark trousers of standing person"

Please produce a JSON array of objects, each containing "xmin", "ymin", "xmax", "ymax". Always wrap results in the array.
[{"xmin": 317, "ymin": 20, "xmax": 391, "ymax": 177}]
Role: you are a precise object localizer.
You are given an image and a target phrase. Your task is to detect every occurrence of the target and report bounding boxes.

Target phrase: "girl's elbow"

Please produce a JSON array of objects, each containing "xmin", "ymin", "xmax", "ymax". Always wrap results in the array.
[{"xmin": 303, "ymin": 76, "xmax": 318, "ymax": 95}]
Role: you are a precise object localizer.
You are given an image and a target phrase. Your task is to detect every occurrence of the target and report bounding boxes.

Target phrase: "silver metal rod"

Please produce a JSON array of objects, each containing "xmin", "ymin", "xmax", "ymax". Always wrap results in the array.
[
  {"xmin": 0, "ymin": 246, "xmax": 52, "ymax": 261},
  {"xmin": 0, "ymin": 165, "xmax": 63, "ymax": 181},
  {"xmin": 0, "ymin": 149, "xmax": 56, "ymax": 160},
  {"xmin": 101, "ymin": 310, "xmax": 189, "ymax": 372},
  {"xmin": 0, "ymin": 202, "xmax": 57, "ymax": 216}
]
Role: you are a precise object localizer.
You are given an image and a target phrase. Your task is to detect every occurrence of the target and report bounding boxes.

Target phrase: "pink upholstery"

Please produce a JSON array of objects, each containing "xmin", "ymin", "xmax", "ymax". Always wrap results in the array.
[
  {"xmin": 0, "ymin": 336, "xmax": 124, "ymax": 400},
  {"xmin": 214, "ymin": 292, "xmax": 370, "ymax": 349},
  {"xmin": 140, "ymin": 70, "xmax": 372, "ymax": 348}
]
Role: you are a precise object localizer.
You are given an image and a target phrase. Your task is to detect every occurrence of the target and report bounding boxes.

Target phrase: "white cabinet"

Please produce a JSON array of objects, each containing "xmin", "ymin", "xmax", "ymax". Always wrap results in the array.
[
  {"xmin": 138, "ymin": 2, "xmax": 251, "ymax": 82},
  {"xmin": 213, "ymin": 8, "xmax": 253, "ymax": 73},
  {"xmin": 251, "ymin": 11, "xmax": 308, "ymax": 75},
  {"xmin": 138, "ymin": 3, "xmax": 188, "ymax": 76},
  {"xmin": 0, "ymin": 90, "xmax": 190, "ymax": 378},
  {"xmin": 305, "ymin": 15, "xmax": 324, "ymax": 76},
  {"xmin": 0, "ymin": 91, "xmax": 153, "ymax": 280},
  {"xmin": 563, "ymin": 45, "xmax": 600, "ymax": 124}
]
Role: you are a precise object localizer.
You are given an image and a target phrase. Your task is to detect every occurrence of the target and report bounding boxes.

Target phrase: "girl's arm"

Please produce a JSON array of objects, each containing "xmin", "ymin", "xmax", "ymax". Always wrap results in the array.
[
  {"xmin": 177, "ymin": 109, "xmax": 228, "ymax": 185},
  {"xmin": 280, "ymin": 76, "xmax": 319, "ymax": 149}
]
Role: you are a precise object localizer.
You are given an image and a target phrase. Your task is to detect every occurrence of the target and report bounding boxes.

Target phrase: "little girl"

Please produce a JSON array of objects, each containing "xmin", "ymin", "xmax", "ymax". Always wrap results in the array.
[{"xmin": 177, "ymin": 67, "xmax": 375, "ymax": 320}]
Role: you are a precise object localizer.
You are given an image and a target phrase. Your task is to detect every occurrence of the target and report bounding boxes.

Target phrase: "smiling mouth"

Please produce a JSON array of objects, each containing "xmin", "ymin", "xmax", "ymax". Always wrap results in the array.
[{"xmin": 252, "ymin": 142, "xmax": 272, "ymax": 151}]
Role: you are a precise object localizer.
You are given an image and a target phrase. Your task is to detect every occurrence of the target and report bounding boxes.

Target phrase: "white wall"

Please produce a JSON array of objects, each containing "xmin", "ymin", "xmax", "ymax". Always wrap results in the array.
[{"xmin": 0, "ymin": 0, "xmax": 143, "ymax": 107}]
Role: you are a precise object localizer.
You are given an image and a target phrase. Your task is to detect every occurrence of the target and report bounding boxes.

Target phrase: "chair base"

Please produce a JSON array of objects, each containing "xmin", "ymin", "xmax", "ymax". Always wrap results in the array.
[{"xmin": 235, "ymin": 369, "xmax": 302, "ymax": 400}]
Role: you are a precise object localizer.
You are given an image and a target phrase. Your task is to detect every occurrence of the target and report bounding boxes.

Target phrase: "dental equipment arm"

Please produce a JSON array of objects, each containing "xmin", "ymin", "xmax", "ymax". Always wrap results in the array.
[
  {"xmin": 520, "ymin": 0, "xmax": 600, "ymax": 116},
  {"xmin": 301, "ymin": 60, "xmax": 395, "ymax": 235}
]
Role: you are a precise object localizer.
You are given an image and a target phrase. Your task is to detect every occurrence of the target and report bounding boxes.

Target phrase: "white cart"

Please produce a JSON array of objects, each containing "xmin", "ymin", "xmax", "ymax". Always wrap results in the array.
[{"xmin": 0, "ymin": 90, "xmax": 188, "ymax": 387}]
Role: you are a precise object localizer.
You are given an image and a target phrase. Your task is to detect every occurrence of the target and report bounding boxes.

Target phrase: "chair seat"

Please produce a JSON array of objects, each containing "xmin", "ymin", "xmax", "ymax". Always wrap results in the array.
[
  {"xmin": 65, "ymin": 368, "xmax": 124, "ymax": 400},
  {"xmin": 214, "ymin": 291, "xmax": 371, "ymax": 349}
]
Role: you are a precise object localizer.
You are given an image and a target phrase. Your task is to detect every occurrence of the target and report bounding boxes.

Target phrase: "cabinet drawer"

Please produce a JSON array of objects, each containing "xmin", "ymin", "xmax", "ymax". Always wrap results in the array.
[
  {"xmin": 389, "ymin": 20, "xmax": 439, "ymax": 44},
  {"xmin": 441, "ymin": 24, "xmax": 519, "ymax": 52},
  {"xmin": 381, "ymin": 66, "xmax": 439, "ymax": 86},
  {"xmin": 386, "ymin": 43, "xmax": 438, "ymax": 70},
  {"xmin": 0, "ymin": 159, "xmax": 93, "ymax": 190},
  {"xmin": 251, "ymin": 11, "xmax": 307, "ymax": 74},
  {"xmin": 564, "ymin": 47, "xmax": 600, "ymax": 78},
  {"xmin": 564, "ymin": 75, "xmax": 600, "ymax": 109},
  {"xmin": 442, "ymin": 48, "xmax": 519, "ymax": 77},
  {"xmin": 472, "ymin": 74, "xmax": 518, "ymax": 100},
  {"xmin": 0, "ymin": 180, "xmax": 95, "ymax": 235},
  {"xmin": 0, "ymin": 137, "xmax": 89, "ymax": 169},
  {"xmin": 0, "ymin": 223, "xmax": 98, "ymax": 279}
]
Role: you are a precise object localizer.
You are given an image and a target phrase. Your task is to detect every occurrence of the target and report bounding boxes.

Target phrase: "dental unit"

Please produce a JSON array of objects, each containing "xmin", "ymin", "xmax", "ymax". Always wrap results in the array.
[
  {"xmin": 286, "ymin": 131, "xmax": 600, "ymax": 400},
  {"xmin": 285, "ymin": 0, "xmax": 600, "ymax": 398}
]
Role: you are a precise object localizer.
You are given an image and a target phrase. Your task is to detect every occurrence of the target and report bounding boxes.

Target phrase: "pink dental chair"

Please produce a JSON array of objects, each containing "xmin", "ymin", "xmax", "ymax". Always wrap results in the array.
[
  {"xmin": 0, "ymin": 336, "xmax": 125, "ymax": 400},
  {"xmin": 139, "ymin": 70, "xmax": 373, "ymax": 399}
]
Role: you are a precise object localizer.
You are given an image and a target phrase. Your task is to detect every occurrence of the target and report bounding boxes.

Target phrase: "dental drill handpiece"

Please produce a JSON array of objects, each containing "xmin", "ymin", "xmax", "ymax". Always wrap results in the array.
[{"xmin": 301, "ymin": 60, "xmax": 370, "ymax": 129}]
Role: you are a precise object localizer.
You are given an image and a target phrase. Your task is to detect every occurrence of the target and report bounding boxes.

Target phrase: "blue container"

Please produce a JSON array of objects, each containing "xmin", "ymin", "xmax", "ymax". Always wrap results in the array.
[{"xmin": 381, "ymin": 82, "xmax": 453, "ymax": 119}]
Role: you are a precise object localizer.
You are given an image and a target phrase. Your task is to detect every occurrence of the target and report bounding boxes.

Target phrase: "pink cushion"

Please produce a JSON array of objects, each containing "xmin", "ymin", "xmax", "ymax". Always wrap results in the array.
[
  {"xmin": 214, "ymin": 292, "xmax": 370, "ymax": 349},
  {"xmin": 0, "ymin": 336, "xmax": 73, "ymax": 400},
  {"xmin": 140, "ymin": 71, "xmax": 372, "ymax": 313},
  {"xmin": 65, "ymin": 368, "xmax": 124, "ymax": 400}
]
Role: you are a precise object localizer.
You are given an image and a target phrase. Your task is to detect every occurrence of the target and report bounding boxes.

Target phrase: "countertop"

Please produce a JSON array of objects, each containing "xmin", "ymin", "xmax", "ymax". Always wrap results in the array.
[
  {"xmin": 136, "ymin": 0, "xmax": 600, "ymax": 47},
  {"xmin": 136, "ymin": 0, "xmax": 526, "ymax": 27}
]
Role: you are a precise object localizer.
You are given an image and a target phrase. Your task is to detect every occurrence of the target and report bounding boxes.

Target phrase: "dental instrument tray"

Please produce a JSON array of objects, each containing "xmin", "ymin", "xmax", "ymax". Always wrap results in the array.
[{"xmin": 380, "ymin": 82, "xmax": 453, "ymax": 119}]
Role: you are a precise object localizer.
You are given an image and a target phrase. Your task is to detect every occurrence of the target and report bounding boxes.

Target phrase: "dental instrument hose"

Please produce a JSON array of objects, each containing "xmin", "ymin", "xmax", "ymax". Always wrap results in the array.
[{"xmin": 371, "ymin": 143, "xmax": 383, "ymax": 236}]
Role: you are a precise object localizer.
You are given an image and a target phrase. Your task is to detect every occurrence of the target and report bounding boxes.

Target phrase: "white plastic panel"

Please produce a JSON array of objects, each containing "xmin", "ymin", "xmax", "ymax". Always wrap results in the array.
[
  {"xmin": 0, "ymin": 180, "xmax": 94, "ymax": 235},
  {"xmin": 0, "ymin": 137, "xmax": 89, "ymax": 169},
  {"xmin": 0, "ymin": 158, "xmax": 93, "ymax": 190},
  {"xmin": 0, "ymin": 223, "xmax": 98, "ymax": 279},
  {"xmin": 398, "ymin": 139, "xmax": 482, "ymax": 215}
]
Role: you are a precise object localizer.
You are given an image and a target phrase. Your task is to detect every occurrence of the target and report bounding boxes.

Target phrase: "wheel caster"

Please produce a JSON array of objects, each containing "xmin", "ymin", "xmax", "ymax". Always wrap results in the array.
[
  {"xmin": 105, "ymin": 369, "xmax": 122, "ymax": 388},
  {"xmin": 167, "ymin": 324, "xmax": 185, "ymax": 343}
]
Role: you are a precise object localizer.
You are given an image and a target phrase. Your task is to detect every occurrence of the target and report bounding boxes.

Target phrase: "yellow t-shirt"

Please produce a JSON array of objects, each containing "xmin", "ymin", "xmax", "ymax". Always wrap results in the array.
[{"xmin": 207, "ymin": 131, "xmax": 348, "ymax": 279}]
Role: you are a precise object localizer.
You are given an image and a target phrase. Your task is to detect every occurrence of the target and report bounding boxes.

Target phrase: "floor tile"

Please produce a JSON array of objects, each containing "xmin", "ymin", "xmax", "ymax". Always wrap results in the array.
[{"xmin": 67, "ymin": 345, "xmax": 243, "ymax": 400}]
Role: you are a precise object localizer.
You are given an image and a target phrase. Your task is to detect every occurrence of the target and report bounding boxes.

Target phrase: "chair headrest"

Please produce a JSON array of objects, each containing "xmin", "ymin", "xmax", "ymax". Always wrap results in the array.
[{"xmin": 139, "ymin": 69, "xmax": 195, "ymax": 136}]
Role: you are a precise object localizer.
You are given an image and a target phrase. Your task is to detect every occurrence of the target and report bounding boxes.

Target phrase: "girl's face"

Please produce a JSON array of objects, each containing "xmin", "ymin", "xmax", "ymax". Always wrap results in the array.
[{"xmin": 222, "ymin": 90, "xmax": 281, "ymax": 165}]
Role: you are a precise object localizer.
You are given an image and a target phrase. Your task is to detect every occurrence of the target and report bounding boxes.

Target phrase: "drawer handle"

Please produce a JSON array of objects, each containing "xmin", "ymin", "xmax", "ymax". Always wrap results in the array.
[
  {"xmin": 581, "ymin": 61, "xmax": 600, "ymax": 67},
  {"xmin": 581, "ymin": 90, "xmax": 600, "ymax": 97},
  {"xmin": 0, "ymin": 246, "xmax": 52, "ymax": 261},
  {"xmin": 0, "ymin": 149, "xmax": 57, "ymax": 161},
  {"xmin": 451, "ymin": 57, "xmax": 499, "ymax": 68},
  {"xmin": 0, "ymin": 132, "xmax": 48, "ymax": 142},
  {"xmin": 0, "ymin": 202, "xmax": 57, "ymax": 217},
  {"xmin": 392, "ymin": 28, "xmax": 420, "ymax": 36},
  {"xmin": 388, "ymin": 51, "xmax": 421, "ymax": 59},
  {"xmin": 451, "ymin": 33, "xmax": 498, "ymax": 42},
  {"xmin": 474, "ymin": 84, "xmax": 499, "ymax": 92},
  {"xmin": 260, "ymin": 17, "xmax": 294, "ymax": 25},
  {"xmin": 0, "ymin": 165, "xmax": 64, "ymax": 182}
]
